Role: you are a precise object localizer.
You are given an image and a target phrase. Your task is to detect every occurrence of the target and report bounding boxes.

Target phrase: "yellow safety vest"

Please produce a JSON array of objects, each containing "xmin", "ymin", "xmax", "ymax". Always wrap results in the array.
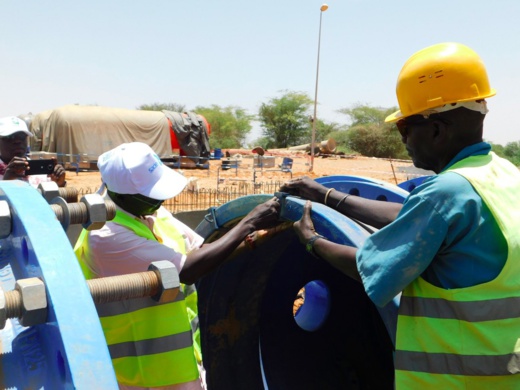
[
  {"xmin": 395, "ymin": 152, "xmax": 520, "ymax": 389},
  {"xmin": 74, "ymin": 208, "xmax": 200, "ymax": 387}
]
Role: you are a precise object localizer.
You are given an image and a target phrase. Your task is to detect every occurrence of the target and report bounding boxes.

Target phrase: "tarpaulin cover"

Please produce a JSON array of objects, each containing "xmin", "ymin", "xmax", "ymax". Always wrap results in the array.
[
  {"xmin": 29, "ymin": 109, "xmax": 53, "ymax": 152},
  {"xmin": 38, "ymin": 105, "xmax": 172, "ymax": 162}
]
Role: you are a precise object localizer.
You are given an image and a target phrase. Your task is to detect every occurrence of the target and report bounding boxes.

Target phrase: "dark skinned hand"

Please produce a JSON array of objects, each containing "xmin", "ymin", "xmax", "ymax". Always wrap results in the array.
[
  {"xmin": 279, "ymin": 176, "xmax": 329, "ymax": 203},
  {"xmin": 3, "ymin": 156, "xmax": 29, "ymax": 180},
  {"xmin": 293, "ymin": 200, "xmax": 318, "ymax": 244},
  {"xmin": 50, "ymin": 158, "xmax": 67, "ymax": 187},
  {"xmin": 241, "ymin": 196, "xmax": 282, "ymax": 231}
]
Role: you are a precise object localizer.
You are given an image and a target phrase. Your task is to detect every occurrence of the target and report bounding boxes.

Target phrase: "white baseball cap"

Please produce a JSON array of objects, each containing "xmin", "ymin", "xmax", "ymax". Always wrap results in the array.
[
  {"xmin": 0, "ymin": 116, "xmax": 32, "ymax": 137},
  {"xmin": 98, "ymin": 142, "xmax": 187, "ymax": 200}
]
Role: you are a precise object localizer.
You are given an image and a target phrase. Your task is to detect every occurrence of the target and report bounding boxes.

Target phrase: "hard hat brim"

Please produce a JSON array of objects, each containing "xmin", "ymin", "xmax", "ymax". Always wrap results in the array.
[{"xmin": 385, "ymin": 110, "xmax": 403, "ymax": 123}]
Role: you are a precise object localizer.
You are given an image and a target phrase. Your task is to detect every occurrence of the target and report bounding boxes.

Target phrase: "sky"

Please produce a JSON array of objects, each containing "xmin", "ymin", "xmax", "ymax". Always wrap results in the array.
[{"xmin": 1, "ymin": 0, "xmax": 520, "ymax": 146}]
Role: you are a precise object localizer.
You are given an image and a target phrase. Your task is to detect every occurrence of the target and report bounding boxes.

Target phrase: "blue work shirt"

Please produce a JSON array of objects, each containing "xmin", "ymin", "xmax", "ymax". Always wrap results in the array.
[{"xmin": 357, "ymin": 142, "xmax": 508, "ymax": 307}]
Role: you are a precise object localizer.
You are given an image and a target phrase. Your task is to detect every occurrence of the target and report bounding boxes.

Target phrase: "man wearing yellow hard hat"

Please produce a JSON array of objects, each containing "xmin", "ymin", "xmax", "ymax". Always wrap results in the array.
[{"xmin": 282, "ymin": 42, "xmax": 520, "ymax": 389}]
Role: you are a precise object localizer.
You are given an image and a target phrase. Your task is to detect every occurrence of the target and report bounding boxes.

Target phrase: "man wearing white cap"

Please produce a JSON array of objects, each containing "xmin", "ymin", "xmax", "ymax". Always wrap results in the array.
[
  {"xmin": 282, "ymin": 42, "xmax": 520, "ymax": 388},
  {"xmin": 0, "ymin": 115, "xmax": 66, "ymax": 187},
  {"xmin": 74, "ymin": 142, "xmax": 280, "ymax": 390}
]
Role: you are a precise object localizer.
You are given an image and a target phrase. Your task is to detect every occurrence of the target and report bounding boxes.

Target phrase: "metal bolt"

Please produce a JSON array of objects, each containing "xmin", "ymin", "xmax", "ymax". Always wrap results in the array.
[
  {"xmin": 15, "ymin": 278, "xmax": 47, "ymax": 327},
  {"xmin": 0, "ymin": 261, "xmax": 179, "ymax": 329},
  {"xmin": 37, "ymin": 182, "xmax": 59, "ymax": 203},
  {"xmin": 50, "ymin": 196, "xmax": 116, "ymax": 231},
  {"xmin": 37, "ymin": 182, "xmax": 79, "ymax": 203},
  {"xmin": 58, "ymin": 187, "xmax": 79, "ymax": 203},
  {"xmin": 148, "ymin": 261, "xmax": 180, "ymax": 303},
  {"xmin": 80, "ymin": 194, "xmax": 111, "ymax": 231},
  {"xmin": 88, "ymin": 261, "xmax": 179, "ymax": 304}
]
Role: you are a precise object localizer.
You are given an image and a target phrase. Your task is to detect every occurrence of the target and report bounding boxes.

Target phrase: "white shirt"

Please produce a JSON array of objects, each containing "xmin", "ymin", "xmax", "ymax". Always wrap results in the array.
[
  {"xmin": 87, "ymin": 206, "xmax": 204, "ymax": 278},
  {"xmin": 86, "ymin": 205, "xmax": 206, "ymax": 390}
]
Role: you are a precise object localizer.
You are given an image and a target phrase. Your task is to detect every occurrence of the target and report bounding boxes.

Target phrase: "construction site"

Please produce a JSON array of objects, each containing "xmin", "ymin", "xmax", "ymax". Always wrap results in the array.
[{"xmin": 0, "ymin": 100, "xmax": 440, "ymax": 389}]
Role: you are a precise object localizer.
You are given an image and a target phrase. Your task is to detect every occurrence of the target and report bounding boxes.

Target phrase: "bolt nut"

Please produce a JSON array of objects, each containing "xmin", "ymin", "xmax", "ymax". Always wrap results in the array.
[
  {"xmin": 37, "ymin": 181, "xmax": 60, "ymax": 203},
  {"xmin": 80, "ymin": 194, "xmax": 107, "ymax": 231},
  {"xmin": 0, "ymin": 287, "xmax": 6, "ymax": 330},
  {"xmin": 50, "ymin": 196, "xmax": 70, "ymax": 230},
  {"xmin": 0, "ymin": 200, "xmax": 12, "ymax": 239},
  {"xmin": 148, "ymin": 261, "xmax": 180, "ymax": 303},
  {"xmin": 15, "ymin": 278, "xmax": 47, "ymax": 327}
]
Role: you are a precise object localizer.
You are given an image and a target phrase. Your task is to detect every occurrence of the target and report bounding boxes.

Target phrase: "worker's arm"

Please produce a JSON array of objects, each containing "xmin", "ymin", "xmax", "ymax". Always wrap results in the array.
[
  {"xmin": 180, "ymin": 197, "xmax": 281, "ymax": 284},
  {"xmin": 293, "ymin": 200, "xmax": 361, "ymax": 282},
  {"xmin": 280, "ymin": 176, "xmax": 402, "ymax": 229}
]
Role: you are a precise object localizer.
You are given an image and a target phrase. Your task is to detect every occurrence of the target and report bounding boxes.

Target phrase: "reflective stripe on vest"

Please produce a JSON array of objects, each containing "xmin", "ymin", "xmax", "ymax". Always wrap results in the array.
[
  {"xmin": 395, "ymin": 152, "xmax": 520, "ymax": 389},
  {"xmin": 108, "ymin": 330, "xmax": 193, "ymax": 359},
  {"xmin": 153, "ymin": 208, "xmax": 202, "ymax": 362},
  {"xmin": 74, "ymin": 208, "xmax": 199, "ymax": 387}
]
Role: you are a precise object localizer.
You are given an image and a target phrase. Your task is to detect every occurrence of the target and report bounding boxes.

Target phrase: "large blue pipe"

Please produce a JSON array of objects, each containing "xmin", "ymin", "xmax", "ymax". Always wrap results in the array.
[{"xmin": 195, "ymin": 179, "xmax": 408, "ymax": 389}]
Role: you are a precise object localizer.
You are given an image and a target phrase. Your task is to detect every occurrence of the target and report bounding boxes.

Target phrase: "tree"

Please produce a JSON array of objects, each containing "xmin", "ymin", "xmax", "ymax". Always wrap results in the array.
[
  {"xmin": 137, "ymin": 103, "xmax": 186, "ymax": 112},
  {"xmin": 503, "ymin": 141, "xmax": 520, "ymax": 166},
  {"xmin": 327, "ymin": 129, "xmax": 356, "ymax": 155},
  {"xmin": 489, "ymin": 141, "xmax": 520, "ymax": 166},
  {"xmin": 314, "ymin": 119, "xmax": 346, "ymax": 143},
  {"xmin": 489, "ymin": 142, "xmax": 506, "ymax": 158},
  {"xmin": 258, "ymin": 91, "xmax": 313, "ymax": 148},
  {"xmin": 338, "ymin": 104, "xmax": 396, "ymax": 127},
  {"xmin": 194, "ymin": 105, "xmax": 254, "ymax": 149},
  {"xmin": 337, "ymin": 104, "xmax": 408, "ymax": 159},
  {"xmin": 346, "ymin": 123, "xmax": 408, "ymax": 159}
]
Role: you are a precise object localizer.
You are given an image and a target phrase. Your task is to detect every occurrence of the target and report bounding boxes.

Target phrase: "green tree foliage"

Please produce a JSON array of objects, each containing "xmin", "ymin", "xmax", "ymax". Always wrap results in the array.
[
  {"xmin": 248, "ymin": 136, "xmax": 271, "ymax": 149},
  {"xmin": 489, "ymin": 141, "xmax": 520, "ymax": 166},
  {"xmin": 503, "ymin": 141, "xmax": 520, "ymax": 166},
  {"xmin": 489, "ymin": 142, "xmax": 506, "ymax": 158},
  {"xmin": 327, "ymin": 129, "xmax": 357, "ymax": 155},
  {"xmin": 194, "ymin": 105, "xmax": 254, "ymax": 149},
  {"xmin": 315, "ymin": 119, "xmax": 346, "ymax": 143},
  {"xmin": 346, "ymin": 123, "xmax": 408, "ymax": 159},
  {"xmin": 137, "ymin": 102, "xmax": 186, "ymax": 112},
  {"xmin": 337, "ymin": 104, "xmax": 408, "ymax": 159},
  {"xmin": 258, "ymin": 91, "xmax": 313, "ymax": 148},
  {"xmin": 338, "ymin": 104, "xmax": 391, "ymax": 126}
]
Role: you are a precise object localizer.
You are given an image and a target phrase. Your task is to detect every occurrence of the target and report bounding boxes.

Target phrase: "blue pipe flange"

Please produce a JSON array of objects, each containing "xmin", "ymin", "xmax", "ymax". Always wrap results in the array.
[
  {"xmin": 195, "ymin": 194, "xmax": 394, "ymax": 389},
  {"xmin": 0, "ymin": 181, "xmax": 117, "ymax": 389},
  {"xmin": 321, "ymin": 180, "xmax": 409, "ymax": 202},
  {"xmin": 397, "ymin": 175, "xmax": 431, "ymax": 192},
  {"xmin": 196, "ymin": 194, "xmax": 275, "ymax": 240},
  {"xmin": 316, "ymin": 174, "xmax": 391, "ymax": 185},
  {"xmin": 314, "ymin": 176, "xmax": 408, "ymax": 345}
]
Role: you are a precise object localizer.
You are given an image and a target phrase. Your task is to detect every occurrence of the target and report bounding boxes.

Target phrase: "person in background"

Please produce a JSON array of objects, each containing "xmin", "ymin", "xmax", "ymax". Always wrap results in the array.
[
  {"xmin": 0, "ymin": 116, "xmax": 66, "ymax": 187},
  {"xmin": 74, "ymin": 142, "xmax": 281, "ymax": 390},
  {"xmin": 281, "ymin": 42, "xmax": 520, "ymax": 389}
]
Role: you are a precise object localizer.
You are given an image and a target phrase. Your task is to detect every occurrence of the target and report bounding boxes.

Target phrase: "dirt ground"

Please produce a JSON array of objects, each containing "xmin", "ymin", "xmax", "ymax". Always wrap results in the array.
[{"xmin": 64, "ymin": 151, "xmax": 420, "ymax": 191}]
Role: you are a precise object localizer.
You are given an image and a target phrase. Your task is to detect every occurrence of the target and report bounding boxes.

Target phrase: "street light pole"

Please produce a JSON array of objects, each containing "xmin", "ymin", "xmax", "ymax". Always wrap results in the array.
[{"xmin": 310, "ymin": 3, "xmax": 328, "ymax": 173}]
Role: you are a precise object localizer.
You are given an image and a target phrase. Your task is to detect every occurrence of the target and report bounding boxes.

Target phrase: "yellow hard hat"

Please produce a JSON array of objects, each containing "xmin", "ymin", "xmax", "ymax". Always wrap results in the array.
[{"xmin": 385, "ymin": 42, "xmax": 496, "ymax": 123}]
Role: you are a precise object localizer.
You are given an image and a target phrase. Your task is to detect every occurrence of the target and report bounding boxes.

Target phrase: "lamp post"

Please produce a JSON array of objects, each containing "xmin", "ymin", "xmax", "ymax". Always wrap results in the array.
[{"xmin": 310, "ymin": 3, "xmax": 328, "ymax": 173}]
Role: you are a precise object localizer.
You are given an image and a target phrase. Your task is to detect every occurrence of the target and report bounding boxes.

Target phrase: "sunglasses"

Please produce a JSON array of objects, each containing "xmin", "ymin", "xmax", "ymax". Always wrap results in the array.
[
  {"xmin": 396, "ymin": 116, "xmax": 436, "ymax": 138},
  {"xmin": 397, "ymin": 115, "xmax": 452, "ymax": 139},
  {"xmin": 0, "ymin": 132, "xmax": 28, "ymax": 142}
]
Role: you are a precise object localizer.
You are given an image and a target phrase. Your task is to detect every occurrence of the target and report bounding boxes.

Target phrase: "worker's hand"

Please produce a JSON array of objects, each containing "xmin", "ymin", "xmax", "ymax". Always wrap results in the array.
[
  {"xmin": 2, "ymin": 156, "xmax": 28, "ymax": 180},
  {"xmin": 279, "ymin": 176, "xmax": 328, "ymax": 204},
  {"xmin": 50, "ymin": 158, "xmax": 66, "ymax": 187},
  {"xmin": 242, "ymin": 197, "xmax": 281, "ymax": 231},
  {"xmin": 293, "ymin": 200, "xmax": 318, "ymax": 244}
]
